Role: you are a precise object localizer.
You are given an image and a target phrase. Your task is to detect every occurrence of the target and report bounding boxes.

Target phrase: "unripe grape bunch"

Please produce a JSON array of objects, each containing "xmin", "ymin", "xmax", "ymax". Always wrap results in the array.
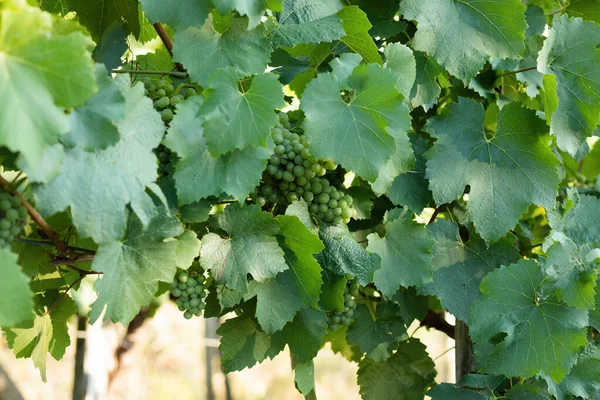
[
  {"xmin": 140, "ymin": 77, "xmax": 195, "ymax": 179},
  {"xmin": 0, "ymin": 192, "xmax": 27, "ymax": 248},
  {"xmin": 140, "ymin": 77, "xmax": 196, "ymax": 124},
  {"xmin": 327, "ymin": 280, "xmax": 359, "ymax": 330},
  {"xmin": 170, "ymin": 262, "xmax": 209, "ymax": 320},
  {"xmin": 255, "ymin": 113, "xmax": 355, "ymax": 224}
]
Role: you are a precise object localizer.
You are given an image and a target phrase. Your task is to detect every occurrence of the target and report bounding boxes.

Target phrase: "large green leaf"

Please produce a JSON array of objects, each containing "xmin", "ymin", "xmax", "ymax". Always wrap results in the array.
[
  {"xmin": 544, "ymin": 345, "xmax": 600, "ymax": 399},
  {"xmin": 317, "ymin": 223, "xmax": 380, "ymax": 286},
  {"xmin": 89, "ymin": 211, "xmax": 183, "ymax": 325},
  {"xmin": 164, "ymin": 97, "xmax": 272, "ymax": 204},
  {"xmin": 249, "ymin": 215, "xmax": 323, "ymax": 334},
  {"xmin": 400, "ymin": 0, "xmax": 526, "ymax": 82},
  {"xmin": 201, "ymin": 68, "xmax": 284, "ymax": 156},
  {"xmin": 357, "ymin": 338, "xmax": 436, "ymax": 400},
  {"xmin": 35, "ymin": 77, "xmax": 164, "ymax": 244},
  {"xmin": 301, "ymin": 63, "xmax": 410, "ymax": 181},
  {"xmin": 542, "ymin": 237, "xmax": 598, "ymax": 309},
  {"xmin": 384, "ymin": 43, "xmax": 416, "ymax": 99},
  {"xmin": 0, "ymin": 248, "xmax": 35, "ymax": 327},
  {"xmin": 62, "ymin": 64, "xmax": 124, "ymax": 151},
  {"xmin": 409, "ymin": 51, "xmax": 447, "ymax": 109},
  {"xmin": 338, "ymin": 6, "xmax": 382, "ymax": 65},
  {"xmin": 424, "ymin": 99, "xmax": 560, "ymax": 244},
  {"xmin": 280, "ymin": 307, "xmax": 327, "ymax": 362},
  {"xmin": 367, "ymin": 212, "xmax": 434, "ymax": 297},
  {"xmin": 6, "ymin": 293, "xmax": 78, "ymax": 381},
  {"xmin": 537, "ymin": 15, "xmax": 600, "ymax": 156},
  {"xmin": 174, "ymin": 15, "xmax": 271, "ymax": 86},
  {"xmin": 0, "ymin": 0, "xmax": 96, "ymax": 169},
  {"xmin": 201, "ymin": 205, "xmax": 287, "ymax": 292},
  {"xmin": 469, "ymin": 259, "xmax": 588, "ymax": 381},
  {"xmin": 217, "ymin": 312, "xmax": 284, "ymax": 372},
  {"xmin": 66, "ymin": 0, "xmax": 140, "ymax": 41},
  {"xmin": 212, "ymin": 0, "xmax": 268, "ymax": 29},
  {"xmin": 347, "ymin": 302, "xmax": 407, "ymax": 361},
  {"xmin": 388, "ymin": 135, "xmax": 432, "ymax": 214},
  {"xmin": 270, "ymin": 0, "xmax": 344, "ymax": 47},
  {"xmin": 566, "ymin": 0, "xmax": 600, "ymax": 25},
  {"xmin": 140, "ymin": 0, "xmax": 210, "ymax": 31},
  {"xmin": 548, "ymin": 192, "xmax": 600, "ymax": 247},
  {"xmin": 419, "ymin": 220, "xmax": 519, "ymax": 321}
]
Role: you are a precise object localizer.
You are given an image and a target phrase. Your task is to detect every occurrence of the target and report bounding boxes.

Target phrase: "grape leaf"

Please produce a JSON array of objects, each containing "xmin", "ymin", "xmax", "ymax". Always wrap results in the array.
[
  {"xmin": 280, "ymin": 307, "xmax": 327, "ymax": 362},
  {"xmin": 270, "ymin": 0, "xmax": 344, "ymax": 47},
  {"xmin": 140, "ymin": 0, "xmax": 210, "ymax": 31},
  {"xmin": 505, "ymin": 384, "xmax": 551, "ymax": 399},
  {"xmin": 320, "ymin": 271, "xmax": 347, "ymax": 312},
  {"xmin": 338, "ymin": 6, "xmax": 382, "ymax": 65},
  {"xmin": 248, "ymin": 213, "xmax": 325, "ymax": 334},
  {"xmin": 6, "ymin": 293, "xmax": 78, "ymax": 382},
  {"xmin": 301, "ymin": 63, "xmax": 410, "ymax": 181},
  {"xmin": 424, "ymin": 99, "xmax": 560, "ymax": 244},
  {"xmin": 174, "ymin": 15, "xmax": 271, "ymax": 86},
  {"xmin": 566, "ymin": 0, "xmax": 600, "ymax": 26},
  {"xmin": 0, "ymin": 248, "xmax": 35, "ymax": 327},
  {"xmin": 542, "ymin": 236, "xmax": 598, "ymax": 309},
  {"xmin": 400, "ymin": 0, "xmax": 526, "ymax": 82},
  {"xmin": 544, "ymin": 345, "xmax": 600, "ymax": 400},
  {"xmin": 91, "ymin": 21, "xmax": 128, "ymax": 71},
  {"xmin": 294, "ymin": 359, "xmax": 315, "ymax": 396},
  {"xmin": 410, "ymin": 51, "xmax": 447, "ymax": 109},
  {"xmin": 89, "ymin": 211, "xmax": 184, "ymax": 325},
  {"xmin": 419, "ymin": 220, "xmax": 519, "ymax": 321},
  {"xmin": 428, "ymin": 384, "xmax": 493, "ymax": 400},
  {"xmin": 367, "ymin": 212, "xmax": 434, "ymax": 297},
  {"xmin": 347, "ymin": 302, "xmax": 407, "ymax": 361},
  {"xmin": 212, "ymin": 0, "xmax": 267, "ymax": 29},
  {"xmin": 201, "ymin": 68, "xmax": 284, "ymax": 156},
  {"xmin": 175, "ymin": 230, "xmax": 202, "ymax": 269},
  {"xmin": 537, "ymin": 15, "xmax": 600, "ymax": 156},
  {"xmin": 0, "ymin": 0, "xmax": 96, "ymax": 168},
  {"xmin": 200, "ymin": 205, "xmax": 287, "ymax": 292},
  {"xmin": 388, "ymin": 135, "xmax": 433, "ymax": 214},
  {"xmin": 65, "ymin": 0, "xmax": 140, "ymax": 41},
  {"xmin": 469, "ymin": 259, "xmax": 588, "ymax": 381},
  {"xmin": 218, "ymin": 313, "xmax": 284, "ymax": 372},
  {"xmin": 35, "ymin": 77, "xmax": 164, "ymax": 244},
  {"xmin": 62, "ymin": 64, "xmax": 124, "ymax": 151},
  {"xmin": 164, "ymin": 96, "xmax": 272, "ymax": 204},
  {"xmin": 548, "ymin": 193, "xmax": 600, "ymax": 247},
  {"xmin": 357, "ymin": 338, "xmax": 436, "ymax": 400},
  {"xmin": 317, "ymin": 223, "xmax": 380, "ymax": 286},
  {"xmin": 384, "ymin": 43, "xmax": 416, "ymax": 98}
]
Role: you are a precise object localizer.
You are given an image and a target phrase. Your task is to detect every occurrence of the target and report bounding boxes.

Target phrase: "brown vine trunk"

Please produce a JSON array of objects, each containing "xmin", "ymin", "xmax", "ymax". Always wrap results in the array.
[{"xmin": 455, "ymin": 320, "xmax": 475, "ymax": 381}]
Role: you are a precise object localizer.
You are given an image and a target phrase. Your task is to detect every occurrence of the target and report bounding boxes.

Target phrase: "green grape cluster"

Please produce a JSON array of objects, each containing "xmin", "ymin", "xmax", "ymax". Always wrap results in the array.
[
  {"xmin": 0, "ymin": 192, "xmax": 27, "ymax": 248},
  {"xmin": 255, "ymin": 113, "xmax": 355, "ymax": 224},
  {"xmin": 170, "ymin": 264, "xmax": 208, "ymax": 320},
  {"xmin": 155, "ymin": 144, "xmax": 177, "ymax": 178},
  {"xmin": 327, "ymin": 280, "xmax": 359, "ymax": 330},
  {"xmin": 140, "ymin": 77, "xmax": 196, "ymax": 124}
]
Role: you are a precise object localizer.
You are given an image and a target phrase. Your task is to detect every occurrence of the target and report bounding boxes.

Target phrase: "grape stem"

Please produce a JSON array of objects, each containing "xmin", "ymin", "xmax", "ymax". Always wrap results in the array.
[
  {"xmin": 111, "ymin": 69, "xmax": 189, "ymax": 79},
  {"xmin": 499, "ymin": 66, "xmax": 537, "ymax": 77},
  {"xmin": 0, "ymin": 174, "xmax": 68, "ymax": 253}
]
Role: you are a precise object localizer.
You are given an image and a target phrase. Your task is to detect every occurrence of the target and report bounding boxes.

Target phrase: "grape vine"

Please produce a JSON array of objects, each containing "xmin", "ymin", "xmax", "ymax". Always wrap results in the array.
[{"xmin": 1, "ymin": 1, "xmax": 600, "ymax": 399}]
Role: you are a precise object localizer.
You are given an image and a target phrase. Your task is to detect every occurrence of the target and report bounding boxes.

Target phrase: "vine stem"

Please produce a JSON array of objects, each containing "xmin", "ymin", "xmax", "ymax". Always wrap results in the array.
[
  {"xmin": 111, "ymin": 69, "xmax": 188, "ymax": 79},
  {"xmin": 153, "ymin": 23, "xmax": 186, "ymax": 72},
  {"xmin": 499, "ymin": 66, "xmax": 537, "ymax": 77},
  {"xmin": 0, "ymin": 175, "xmax": 68, "ymax": 253}
]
